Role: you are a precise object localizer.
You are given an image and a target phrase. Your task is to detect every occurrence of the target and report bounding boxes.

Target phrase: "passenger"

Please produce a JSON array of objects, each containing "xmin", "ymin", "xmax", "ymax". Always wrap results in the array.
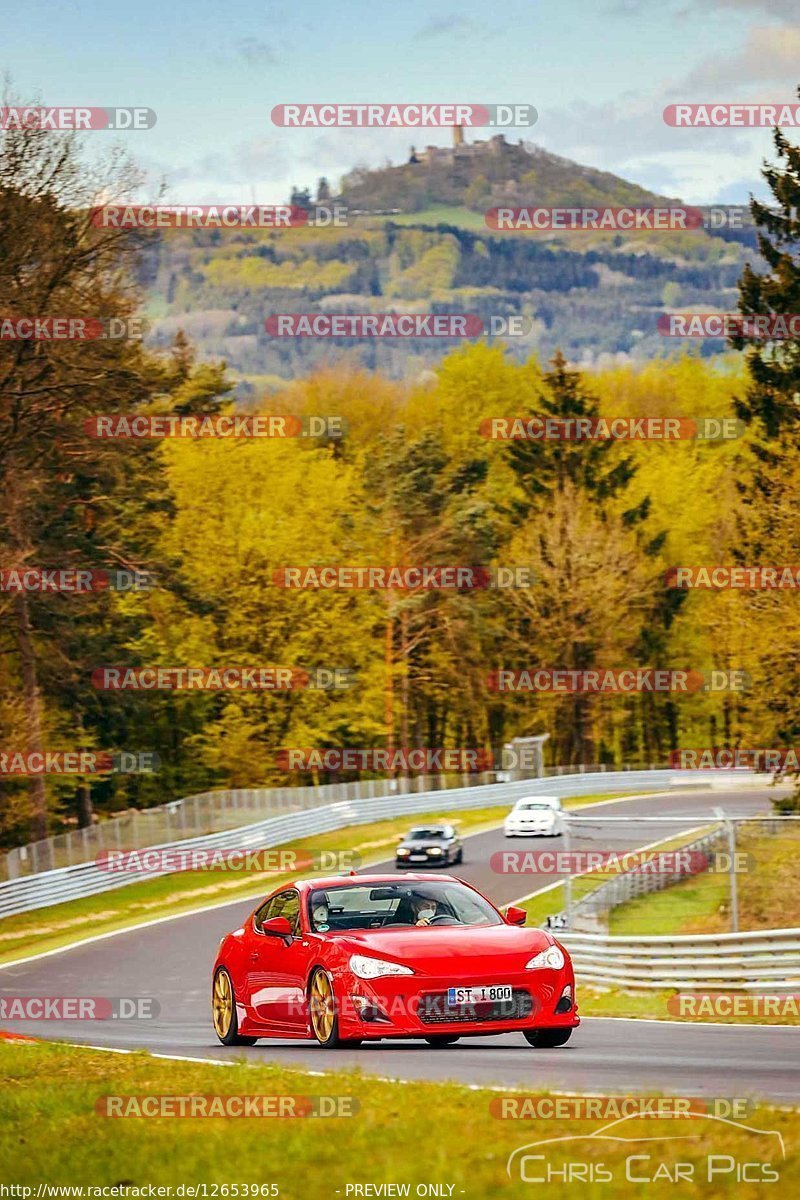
[{"xmin": 310, "ymin": 894, "xmax": 330, "ymax": 930}]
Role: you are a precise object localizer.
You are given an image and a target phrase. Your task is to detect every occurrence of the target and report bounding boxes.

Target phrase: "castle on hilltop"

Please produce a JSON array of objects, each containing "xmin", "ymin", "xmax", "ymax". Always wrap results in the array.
[
  {"xmin": 408, "ymin": 126, "xmax": 514, "ymax": 167},
  {"xmin": 287, "ymin": 130, "xmax": 525, "ymax": 212}
]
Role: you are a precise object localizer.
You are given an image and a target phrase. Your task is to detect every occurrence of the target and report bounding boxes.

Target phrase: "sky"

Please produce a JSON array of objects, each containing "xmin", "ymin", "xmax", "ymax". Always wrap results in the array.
[{"xmin": 4, "ymin": 0, "xmax": 799, "ymax": 205}]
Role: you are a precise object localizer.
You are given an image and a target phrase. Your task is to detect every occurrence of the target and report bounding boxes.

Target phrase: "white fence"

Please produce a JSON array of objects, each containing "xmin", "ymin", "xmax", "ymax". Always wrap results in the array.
[
  {"xmin": 560, "ymin": 928, "xmax": 800, "ymax": 992},
  {"xmin": 0, "ymin": 768, "xmax": 717, "ymax": 918}
]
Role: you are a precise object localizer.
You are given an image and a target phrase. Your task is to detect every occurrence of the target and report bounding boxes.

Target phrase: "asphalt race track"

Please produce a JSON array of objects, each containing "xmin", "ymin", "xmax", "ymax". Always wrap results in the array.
[{"xmin": 2, "ymin": 786, "xmax": 799, "ymax": 1102}]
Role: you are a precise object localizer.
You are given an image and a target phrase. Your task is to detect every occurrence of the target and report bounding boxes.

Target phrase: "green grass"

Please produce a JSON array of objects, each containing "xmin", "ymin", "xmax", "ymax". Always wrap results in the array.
[
  {"xmin": 577, "ymin": 986, "xmax": 800, "ymax": 1026},
  {"xmin": 609, "ymin": 826, "xmax": 800, "ymax": 937},
  {"xmin": 609, "ymin": 873, "xmax": 730, "ymax": 936},
  {"xmin": 1, "ymin": 1040, "xmax": 797, "ymax": 1195},
  {"xmin": 515, "ymin": 823, "xmax": 719, "ymax": 931},
  {"xmin": 377, "ymin": 205, "xmax": 489, "ymax": 231},
  {"xmin": 0, "ymin": 791, "xmax": 643, "ymax": 965}
]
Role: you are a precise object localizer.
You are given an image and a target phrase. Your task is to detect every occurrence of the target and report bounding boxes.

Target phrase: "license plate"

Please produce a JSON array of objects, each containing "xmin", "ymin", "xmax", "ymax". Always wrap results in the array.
[
  {"xmin": 409, "ymin": 854, "xmax": 427, "ymax": 861},
  {"xmin": 447, "ymin": 984, "xmax": 513, "ymax": 1005}
]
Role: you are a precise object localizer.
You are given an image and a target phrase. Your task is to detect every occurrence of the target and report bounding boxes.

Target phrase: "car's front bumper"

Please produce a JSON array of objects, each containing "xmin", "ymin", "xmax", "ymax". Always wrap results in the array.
[
  {"xmin": 395, "ymin": 852, "xmax": 448, "ymax": 866},
  {"xmin": 336, "ymin": 966, "xmax": 579, "ymax": 1040},
  {"xmin": 504, "ymin": 824, "xmax": 555, "ymax": 836}
]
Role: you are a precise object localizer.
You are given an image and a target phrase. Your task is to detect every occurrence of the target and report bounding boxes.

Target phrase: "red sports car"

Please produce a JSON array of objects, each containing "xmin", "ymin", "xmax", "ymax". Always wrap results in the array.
[{"xmin": 212, "ymin": 873, "xmax": 579, "ymax": 1049}]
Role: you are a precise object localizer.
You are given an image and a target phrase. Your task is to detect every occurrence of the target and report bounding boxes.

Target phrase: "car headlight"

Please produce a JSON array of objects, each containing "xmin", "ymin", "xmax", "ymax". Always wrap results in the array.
[
  {"xmin": 397, "ymin": 847, "xmax": 410, "ymax": 856},
  {"xmin": 525, "ymin": 945, "xmax": 565, "ymax": 970},
  {"xmin": 349, "ymin": 954, "xmax": 415, "ymax": 979},
  {"xmin": 428, "ymin": 847, "xmax": 444, "ymax": 855}
]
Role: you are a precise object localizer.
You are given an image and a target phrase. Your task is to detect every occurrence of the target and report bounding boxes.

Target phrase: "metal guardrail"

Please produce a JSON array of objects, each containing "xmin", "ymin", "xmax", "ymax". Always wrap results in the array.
[
  {"xmin": 559, "ymin": 928, "xmax": 800, "ymax": 991},
  {"xmin": 1, "ymin": 774, "xmax": 473, "ymax": 881},
  {"xmin": 2, "ymin": 760, "xmax": 669, "ymax": 881},
  {"xmin": 0, "ymin": 768, "xmax": 717, "ymax": 918}
]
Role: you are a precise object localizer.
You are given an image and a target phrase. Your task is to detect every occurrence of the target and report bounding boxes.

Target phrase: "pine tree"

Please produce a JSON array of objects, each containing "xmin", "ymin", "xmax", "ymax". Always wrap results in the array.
[{"xmin": 731, "ymin": 90, "xmax": 800, "ymax": 438}]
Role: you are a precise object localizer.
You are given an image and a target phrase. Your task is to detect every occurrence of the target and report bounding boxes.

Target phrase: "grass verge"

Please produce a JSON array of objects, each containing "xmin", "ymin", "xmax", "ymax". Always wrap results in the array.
[
  {"xmin": 514, "ymin": 822, "xmax": 720, "ymax": 930},
  {"xmin": 577, "ymin": 986, "xmax": 800, "ymax": 1026},
  {"xmin": 0, "ymin": 1039, "xmax": 797, "ymax": 1195},
  {"xmin": 609, "ymin": 825, "xmax": 800, "ymax": 936}
]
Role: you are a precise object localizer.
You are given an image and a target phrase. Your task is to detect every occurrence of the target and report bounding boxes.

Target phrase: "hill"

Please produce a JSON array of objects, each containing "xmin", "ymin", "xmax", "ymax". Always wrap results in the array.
[
  {"xmin": 336, "ymin": 135, "xmax": 672, "ymax": 214},
  {"xmin": 138, "ymin": 138, "xmax": 760, "ymax": 386}
]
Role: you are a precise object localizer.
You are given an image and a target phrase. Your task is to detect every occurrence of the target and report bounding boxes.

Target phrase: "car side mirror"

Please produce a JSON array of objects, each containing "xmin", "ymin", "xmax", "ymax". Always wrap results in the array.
[
  {"xmin": 505, "ymin": 905, "xmax": 527, "ymax": 926},
  {"xmin": 260, "ymin": 916, "xmax": 294, "ymax": 945}
]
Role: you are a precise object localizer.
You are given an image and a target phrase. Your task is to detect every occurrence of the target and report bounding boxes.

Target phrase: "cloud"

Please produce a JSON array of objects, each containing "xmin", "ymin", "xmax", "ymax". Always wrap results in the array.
[
  {"xmin": 137, "ymin": 9, "xmax": 797, "ymax": 213},
  {"xmin": 235, "ymin": 38, "xmax": 277, "ymax": 66},
  {"xmin": 676, "ymin": 25, "xmax": 800, "ymax": 90},
  {"xmin": 603, "ymin": 0, "xmax": 652, "ymax": 12},
  {"xmin": 541, "ymin": 83, "xmax": 767, "ymax": 204},
  {"xmin": 539, "ymin": 12, "xmax": 800, "ymax": 205}
]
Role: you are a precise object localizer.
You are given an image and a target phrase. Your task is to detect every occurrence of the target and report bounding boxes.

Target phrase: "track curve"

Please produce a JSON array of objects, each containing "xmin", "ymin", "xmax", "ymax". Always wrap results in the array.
[{"xmin": 2, "ymin": 786, "xmax": 799, "ymax": 1102}]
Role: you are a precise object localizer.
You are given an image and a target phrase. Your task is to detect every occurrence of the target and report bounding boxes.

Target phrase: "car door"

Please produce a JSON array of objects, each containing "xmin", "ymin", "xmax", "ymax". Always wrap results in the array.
[{"xmin": 246, "ymin": 888, "xmax": 311, "ymax": 1033}]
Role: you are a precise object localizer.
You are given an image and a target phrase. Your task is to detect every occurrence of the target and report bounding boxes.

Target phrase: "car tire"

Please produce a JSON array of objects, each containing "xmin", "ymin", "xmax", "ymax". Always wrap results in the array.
[
  {"xmin": 456, "ymin": 848, "xmax": 464, "ymax": 863},
  {"xmin": 308, "ymin": 968, "xmax": 361, "ymax": 1048},
  {"xmin": 424, "ymin": 1036, "xmax": 460, "ymax": 1047},
  {"xmin": 212, "ymin": 967, "xmax": 258, "ymax": 1046},
  {"xmin": 523, "ymin": 1028, "xmax": 573, "ymax": 1048}
]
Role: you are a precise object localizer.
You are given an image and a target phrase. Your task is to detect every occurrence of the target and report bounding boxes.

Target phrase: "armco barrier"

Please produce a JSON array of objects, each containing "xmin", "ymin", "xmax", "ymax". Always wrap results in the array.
[
  {"xmin": 559, "ymin": 928, "xmax": 800, "ymax": 992},
  {"xmin": 0, "ymin": 769, "xmax": 719, "ymax": 918},
  {"xmin": 1, "ymin": 759, "xmax": 668, "ymax": 881},
  {"xmin": 2, "ymin": 774, "xmax": 473, "ymax": 880}
]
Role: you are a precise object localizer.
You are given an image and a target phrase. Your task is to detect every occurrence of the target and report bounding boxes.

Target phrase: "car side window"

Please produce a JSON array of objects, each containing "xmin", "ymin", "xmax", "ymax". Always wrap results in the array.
[
  {"xmin": 254, "ymin": 896, "xmax": 277, "ymax": 931},
  {"xmin": 268, "ymin": 889, "xmax": 301, "ymax": 936}
]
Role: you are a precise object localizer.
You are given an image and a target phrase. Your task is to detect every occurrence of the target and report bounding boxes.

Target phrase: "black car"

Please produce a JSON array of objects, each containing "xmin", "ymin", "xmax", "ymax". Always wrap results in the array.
[{"xmin": 395, "ymin": 824, "xmax": 463, "ymax": 868}]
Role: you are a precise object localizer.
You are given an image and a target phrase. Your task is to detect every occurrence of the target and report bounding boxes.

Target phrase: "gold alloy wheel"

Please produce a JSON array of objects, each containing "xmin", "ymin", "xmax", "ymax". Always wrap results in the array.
[
  {"xmin": 309, "ymin": 971, "xmax": 335, "ymax": 1042},
  {"xmin": 213, "ymin": 969, "xmax": 233, "ymax": 1039}
]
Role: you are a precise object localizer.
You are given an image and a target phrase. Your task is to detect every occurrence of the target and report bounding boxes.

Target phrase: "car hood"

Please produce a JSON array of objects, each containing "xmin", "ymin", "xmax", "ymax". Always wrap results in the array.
[
  {"xmin": 397, "ymin": 838, "xmax": 449, "ymax": 849},
  {"xmin": 336, "ymin": 923, "xmax": 553, "ymax": 966}
]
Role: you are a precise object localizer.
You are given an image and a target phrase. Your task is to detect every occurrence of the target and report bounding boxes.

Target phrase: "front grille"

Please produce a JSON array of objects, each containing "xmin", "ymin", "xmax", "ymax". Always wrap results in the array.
[{"xmin": 418, "ymin": 989, "xmax": 533, "ymax": 1025}]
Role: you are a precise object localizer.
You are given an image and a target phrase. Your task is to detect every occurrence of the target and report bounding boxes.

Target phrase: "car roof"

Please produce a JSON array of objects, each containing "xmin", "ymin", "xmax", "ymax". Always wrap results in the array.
[
  {"xmin": 514, "ymin": 795, "xmax": 560, "ymax": 803},
  {"xmin": 289, "ymin": 872, "xmax": 460, "ymax": 891}
]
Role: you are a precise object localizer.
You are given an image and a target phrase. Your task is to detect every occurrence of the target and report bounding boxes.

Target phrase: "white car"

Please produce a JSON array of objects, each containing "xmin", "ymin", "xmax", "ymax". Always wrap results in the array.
[{"xmin": 504, "ymin": 796, "xmax": 564, "ymax": 837}]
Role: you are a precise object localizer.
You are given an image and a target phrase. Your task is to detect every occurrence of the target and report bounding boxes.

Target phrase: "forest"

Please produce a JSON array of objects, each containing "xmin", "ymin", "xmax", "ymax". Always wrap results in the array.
[{"xmin": 2, "ymin": 109, "xmax": 800, "ymax": 846}]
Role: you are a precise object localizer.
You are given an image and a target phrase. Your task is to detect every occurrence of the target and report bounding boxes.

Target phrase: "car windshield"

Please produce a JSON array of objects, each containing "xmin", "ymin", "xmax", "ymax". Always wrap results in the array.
[
  {"xmin": 517, "ymin": 803, "xmax": 555, "ymax": 811},
  {"xmin": 407, "ymin": 828, "xmax": 446, "ymax": 839},
  {"xmin": 306, "ymin": 881, "xmax": 502, "ymax": 932}
]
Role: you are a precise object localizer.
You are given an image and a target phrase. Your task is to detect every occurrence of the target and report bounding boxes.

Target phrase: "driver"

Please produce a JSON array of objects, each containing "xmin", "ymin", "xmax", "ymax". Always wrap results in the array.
[{"xmin": 410, "ymin": 895, "xmax": 438, "ymax": 926}]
